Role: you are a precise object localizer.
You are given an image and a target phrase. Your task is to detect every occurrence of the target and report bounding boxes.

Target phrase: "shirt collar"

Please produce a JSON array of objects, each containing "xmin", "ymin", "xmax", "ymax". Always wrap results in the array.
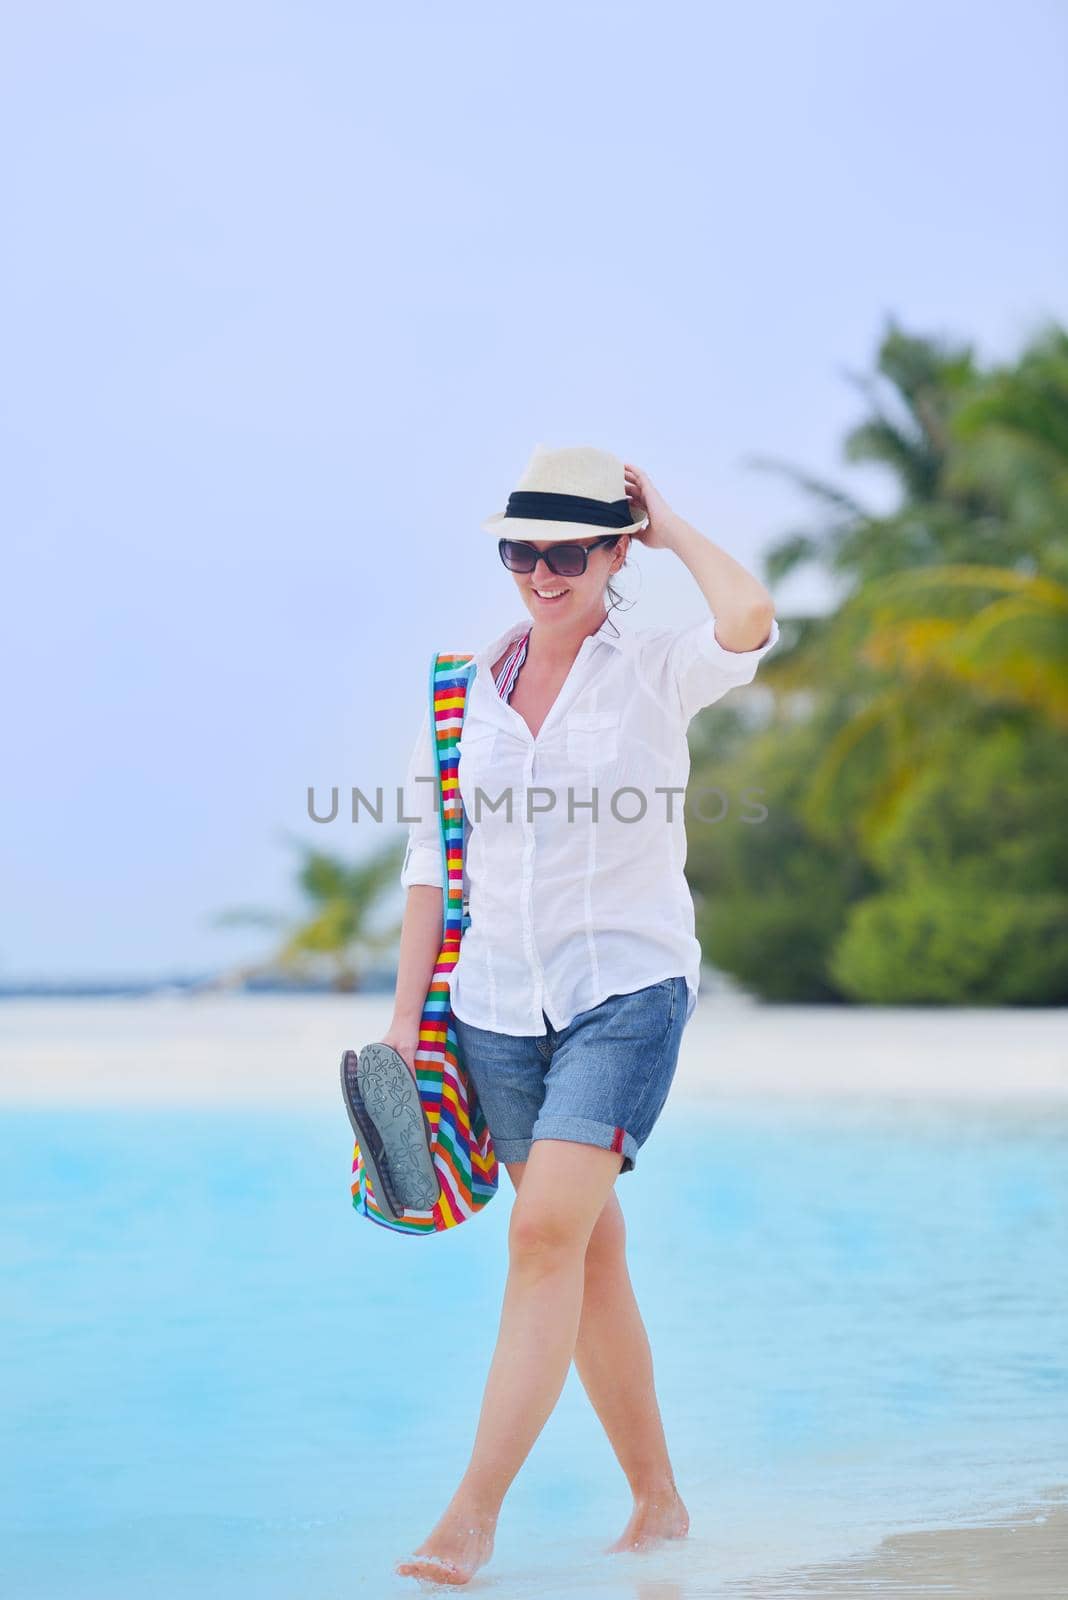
[{"xmin": 473, "ymin": 611, "xmax": 626, "ymax": 674}]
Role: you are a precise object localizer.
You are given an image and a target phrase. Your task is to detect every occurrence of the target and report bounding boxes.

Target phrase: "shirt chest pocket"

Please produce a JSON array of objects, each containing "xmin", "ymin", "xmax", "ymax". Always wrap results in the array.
[{"xmin": 566, "ymin": 709, "xmax": 621, "ymax": 767}]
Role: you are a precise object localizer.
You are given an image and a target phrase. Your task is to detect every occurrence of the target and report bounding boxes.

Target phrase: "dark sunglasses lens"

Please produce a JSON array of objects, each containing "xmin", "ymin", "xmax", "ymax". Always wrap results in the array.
[
  {"xmin": 546, "ymin": 545, "xmax": 587, "ymax": 577},
  {"xmin": 499, "ymin": 540, "xmax": 535, "ymax": 571}
]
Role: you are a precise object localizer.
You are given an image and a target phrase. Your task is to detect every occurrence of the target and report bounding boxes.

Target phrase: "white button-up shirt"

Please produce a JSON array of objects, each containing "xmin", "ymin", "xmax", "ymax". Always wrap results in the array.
[{"xmin": 399, "ymin": 608, "xmax": 780, "ymax": 1036}]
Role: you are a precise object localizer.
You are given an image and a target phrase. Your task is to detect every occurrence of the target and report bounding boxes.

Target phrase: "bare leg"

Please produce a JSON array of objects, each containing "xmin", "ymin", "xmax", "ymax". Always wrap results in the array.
[
  {"xmin": 571, "ymin": 1186, "xmax": 689, "ymax": 1551},
  {"xmin": 395, "ymin": 1138, "xmax": 626, "ymax": 1586}
]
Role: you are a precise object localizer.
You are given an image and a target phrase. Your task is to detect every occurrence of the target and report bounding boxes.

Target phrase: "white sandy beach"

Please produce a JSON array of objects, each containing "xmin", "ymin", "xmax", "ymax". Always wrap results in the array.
[{"xmin": 0, "ymin": 989, "xmax": 1064, "ymax": 1108}]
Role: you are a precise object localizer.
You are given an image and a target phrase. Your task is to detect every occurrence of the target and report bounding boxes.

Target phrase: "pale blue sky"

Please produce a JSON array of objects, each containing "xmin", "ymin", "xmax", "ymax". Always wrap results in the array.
[{"xmin": 3, "ymin": 1, "xmax": 1066, "ymax": 980}]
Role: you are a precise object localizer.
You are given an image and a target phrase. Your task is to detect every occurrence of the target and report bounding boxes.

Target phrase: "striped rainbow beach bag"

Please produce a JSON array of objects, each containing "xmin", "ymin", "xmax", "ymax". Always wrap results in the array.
[{"xmin": 348, "ymin": 650, "xmax": 499, "ymax": 1234}]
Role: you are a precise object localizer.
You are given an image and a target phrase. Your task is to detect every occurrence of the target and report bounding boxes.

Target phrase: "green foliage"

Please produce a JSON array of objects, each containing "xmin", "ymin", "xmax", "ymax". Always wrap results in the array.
[
  {"xmin": 865, "ymin": 716, "xmax": 1068, "ymax": 893},
  {"xmin": 687, "ymin": 717, "xmax": 878, "ymax": 1002},
  {"xmin": 829, "ymin": 888, "xmax": 1068, "ymax": 1005}
]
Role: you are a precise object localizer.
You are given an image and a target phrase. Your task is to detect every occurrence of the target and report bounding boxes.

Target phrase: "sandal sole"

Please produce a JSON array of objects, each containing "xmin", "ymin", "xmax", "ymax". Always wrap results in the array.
[
  {"xmin": 341, "ymin": 1044, "xmax": 441, "ymax": 1217},
  {"xmin": 340, "ymin": 1049, "xmax": 403, "ymax": 1220}
]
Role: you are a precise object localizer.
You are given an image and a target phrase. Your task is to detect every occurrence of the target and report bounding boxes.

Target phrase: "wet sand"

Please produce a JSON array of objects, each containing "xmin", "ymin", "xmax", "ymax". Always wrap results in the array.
[{"xmin": 737, "ymin": 1494, "xmax": 1068, "ymax": 1598}]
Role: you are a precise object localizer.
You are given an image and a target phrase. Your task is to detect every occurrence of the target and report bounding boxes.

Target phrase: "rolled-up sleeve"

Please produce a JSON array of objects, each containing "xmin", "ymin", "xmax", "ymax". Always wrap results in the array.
[
  {"xmin": 637, "ymin": 612, "xmax": 780, "ymax": 725},
  {"xmin": 399, "ymin": 704, "xmax": 444, "ymax": 890}
]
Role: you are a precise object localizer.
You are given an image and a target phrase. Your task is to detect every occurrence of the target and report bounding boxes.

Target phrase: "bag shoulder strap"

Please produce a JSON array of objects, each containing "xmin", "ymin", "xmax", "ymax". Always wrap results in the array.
[{"xmin": 428, "ymin": 653, "xmax": 476, "ymax": 939}]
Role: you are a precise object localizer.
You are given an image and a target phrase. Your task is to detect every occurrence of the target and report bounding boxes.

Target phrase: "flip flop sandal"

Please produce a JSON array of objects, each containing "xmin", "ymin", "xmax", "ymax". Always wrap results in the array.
[
  {"xmin": 340, "ymin": 1050, "xmax": 403, "ymax": 1220},
  {"xmin": 340, "ymin": 1044, "xmax": 441, "ymax": 1220}
]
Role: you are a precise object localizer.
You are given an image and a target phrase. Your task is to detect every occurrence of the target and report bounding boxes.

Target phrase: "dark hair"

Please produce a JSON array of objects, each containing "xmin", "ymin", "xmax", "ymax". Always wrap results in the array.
[{"xmin": 602, "ymin": 536, "xmax": 637, "ymax": 640}]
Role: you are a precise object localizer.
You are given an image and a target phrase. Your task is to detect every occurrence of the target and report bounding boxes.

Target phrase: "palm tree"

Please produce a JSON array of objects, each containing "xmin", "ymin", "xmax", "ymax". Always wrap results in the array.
[
  {"xmin": 946, "ymin": 322, "xmax": 1068, "ymax": 585},
  {"xmin": 745, "ymin": 319, "xmax": 987, "ymax": 589},
  {"xmin": 746, "ymin": 319, "xmax": 1068, "ymax": 849},
  {"xmin": 684, "ymin": 316, "xmax": 1068, "ymax": 1002},
  {"xmin": 795, "ymin": 565, "xmax": 1068, "ymax": 854},
  {"xmin": 207, "ymin": 831, "xmax": 406, "ymax": 991}
]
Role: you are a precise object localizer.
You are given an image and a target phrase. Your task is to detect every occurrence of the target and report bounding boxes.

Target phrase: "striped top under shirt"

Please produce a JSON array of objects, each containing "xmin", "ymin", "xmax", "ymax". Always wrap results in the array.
[{"xmin": 492, "ymin": 626, "xmax": 532, "ymax": 701}]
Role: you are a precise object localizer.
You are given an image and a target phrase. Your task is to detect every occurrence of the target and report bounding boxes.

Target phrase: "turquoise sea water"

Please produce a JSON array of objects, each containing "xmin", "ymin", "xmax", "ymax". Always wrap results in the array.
[{"xmin": 3, "ymin": 1094, "xmax": 1067, "ymax": 1598}]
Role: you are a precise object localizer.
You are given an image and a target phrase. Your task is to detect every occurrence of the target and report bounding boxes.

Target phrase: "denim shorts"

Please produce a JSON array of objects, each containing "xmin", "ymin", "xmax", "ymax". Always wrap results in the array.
[{"xmin": 452, "ymin": 975, "xmax": 689, "ymax": 1175}]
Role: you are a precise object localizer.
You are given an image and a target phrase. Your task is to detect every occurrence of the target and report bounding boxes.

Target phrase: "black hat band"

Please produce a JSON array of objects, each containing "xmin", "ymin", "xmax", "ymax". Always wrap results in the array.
[{"xmin": 504, "ymin": 491, "xmax": 635, "ymax": 528}]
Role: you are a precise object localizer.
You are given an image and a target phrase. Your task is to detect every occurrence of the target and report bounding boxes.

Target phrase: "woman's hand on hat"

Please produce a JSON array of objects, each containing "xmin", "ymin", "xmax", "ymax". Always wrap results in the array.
[{"xmin": 624, "ymin": 463, "xmax": 679, "ymax": 550}]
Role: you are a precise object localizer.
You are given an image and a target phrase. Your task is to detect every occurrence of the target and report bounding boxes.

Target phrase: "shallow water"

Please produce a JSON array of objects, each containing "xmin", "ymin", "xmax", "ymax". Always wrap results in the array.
[{"xmin": 3, "ymin": 1088, "xmax": 1067, "ymax": 1596}]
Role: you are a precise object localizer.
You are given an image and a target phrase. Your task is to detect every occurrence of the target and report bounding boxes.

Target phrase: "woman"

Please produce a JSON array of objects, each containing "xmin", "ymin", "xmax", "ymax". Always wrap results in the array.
[{"xmin": 388, "ymin": 445, "xmax": 779, "ymax": 1585}]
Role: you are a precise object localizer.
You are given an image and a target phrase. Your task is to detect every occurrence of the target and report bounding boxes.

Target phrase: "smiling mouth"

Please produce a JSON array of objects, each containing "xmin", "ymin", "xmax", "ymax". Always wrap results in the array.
[{"xmin": 531, "ymin": 587, "xmax": 570, "ymax": 601}]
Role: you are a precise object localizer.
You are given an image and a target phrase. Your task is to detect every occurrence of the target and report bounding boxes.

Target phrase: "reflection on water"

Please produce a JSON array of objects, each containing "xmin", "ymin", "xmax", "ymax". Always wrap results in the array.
[{"xmin": 1, "ymin": 1085, "xmax": 1066, "ymax": 1598}]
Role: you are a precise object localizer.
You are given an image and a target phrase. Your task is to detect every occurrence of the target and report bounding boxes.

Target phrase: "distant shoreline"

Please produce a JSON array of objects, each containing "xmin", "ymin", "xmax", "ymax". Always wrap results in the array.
[{"xmin": 0, "ymin": 974, "xmax": 400, "ymax": 1000}]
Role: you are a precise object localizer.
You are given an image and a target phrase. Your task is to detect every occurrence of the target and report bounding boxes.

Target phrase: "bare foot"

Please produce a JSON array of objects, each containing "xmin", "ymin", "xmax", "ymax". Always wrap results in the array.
[
  {"xmin": 395, "ymin": 1502, "xmax": 496, "ymax": 1586},
  {"xmin": 604, "ymin": 1485, "xmax": 690, "ymax": 1553}
]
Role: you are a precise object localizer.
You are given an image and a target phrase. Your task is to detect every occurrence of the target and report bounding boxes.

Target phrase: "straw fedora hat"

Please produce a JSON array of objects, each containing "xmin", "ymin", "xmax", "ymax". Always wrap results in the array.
[{"xmin": 481, "ymin": 443, "xmax": 650, "ymax": 542}]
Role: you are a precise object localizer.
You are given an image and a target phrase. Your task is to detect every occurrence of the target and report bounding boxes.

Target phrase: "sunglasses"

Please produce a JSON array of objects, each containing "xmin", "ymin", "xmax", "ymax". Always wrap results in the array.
[{"xmin": 498, "ymin": 535, "xmax": 621, "ymax": 579}]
